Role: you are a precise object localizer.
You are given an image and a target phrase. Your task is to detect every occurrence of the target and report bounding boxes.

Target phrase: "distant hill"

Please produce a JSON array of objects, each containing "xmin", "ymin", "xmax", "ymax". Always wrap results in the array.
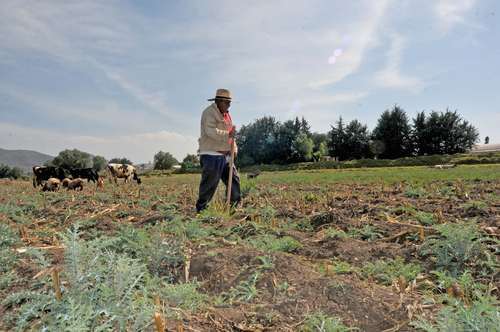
[{"xmin": 0, "ymin": 148, "xmax": 53, "ymax": 173}]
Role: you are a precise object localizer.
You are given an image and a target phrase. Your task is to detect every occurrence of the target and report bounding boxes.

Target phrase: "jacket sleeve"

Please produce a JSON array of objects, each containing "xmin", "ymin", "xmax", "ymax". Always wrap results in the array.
[{"xmin": 202, "ymin": 111, "xmax": 229, "ymax": 142}]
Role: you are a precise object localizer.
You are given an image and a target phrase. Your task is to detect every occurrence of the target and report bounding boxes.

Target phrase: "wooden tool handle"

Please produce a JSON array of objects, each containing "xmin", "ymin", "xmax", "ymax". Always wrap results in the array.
[{"xmin": 226, "ymin": 139, "xmax": 236, "ymax": 209}]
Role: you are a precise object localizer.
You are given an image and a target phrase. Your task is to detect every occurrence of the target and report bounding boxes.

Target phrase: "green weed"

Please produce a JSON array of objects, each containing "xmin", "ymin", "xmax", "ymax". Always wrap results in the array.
[
  {"xmin": 361, "ymin": 257, "xmax": 421, "ymax": 286},
  {"xmin": 300, "ymin": 311, "xmax": 355, "ymax": 332},
  {"xmin": 405, "ymin": 186, "xmax": 427, "ymax": 198},
  {"xmin": 348, "ymin": 225, "xmax": 383, "ymax": 241},
  {"xmin": 324, "ymin": 228, "xmax": 350, "ymax": 240},
  {"xmin": 411, "ymin": 295, "xmax": 499, "ymax": 332},
  {"xmin": 420, "ymin": 222, "xmax": 488, "ymax": 277},
  {"xmin": 249, "ymin": 234, "xmax": 302, "ymax": 253},
  {"xmin": 224, "ymin": 272, "xmax": 261, "ymax": 304},
  {"xmin": 415, "ymin": 211, "xmax": 436, "ymax": 225},
  {"xmin": 462, "ymin": 200, "xmax": 488, "ymax": 216}
]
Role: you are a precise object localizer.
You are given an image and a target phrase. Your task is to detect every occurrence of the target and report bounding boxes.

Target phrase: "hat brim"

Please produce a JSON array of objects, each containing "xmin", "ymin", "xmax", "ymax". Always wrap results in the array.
[{"xmin": 208, "ymin": 96, "xmax": 232, "ymax": 101}]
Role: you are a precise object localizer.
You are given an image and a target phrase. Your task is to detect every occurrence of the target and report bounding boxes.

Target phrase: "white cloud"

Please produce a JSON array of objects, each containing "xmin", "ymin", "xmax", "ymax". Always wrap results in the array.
[
  {"xmin": 275, "ymin": 91, "xmax": 369, "ymax": 132},
  {"xmin": 0, "ymin": 122, "xmax": 197, "ymax": 163},
  {"xmin": 434, "ymin": 0, "xmax": 477, "ymax": 33},
  {"xmin": 374, "ymin": 34, "xmax": 424, "ymax": 93},
  {"xmin": 0, "ymin": 1, "xmax": 177, "ymax": 122},
  {"xmin": 161, "ymin": 1, "xmax": 392, "ymax": 95}
]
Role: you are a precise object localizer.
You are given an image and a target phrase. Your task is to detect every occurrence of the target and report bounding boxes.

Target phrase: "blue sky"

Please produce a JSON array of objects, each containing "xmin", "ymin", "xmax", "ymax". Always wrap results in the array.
[{"xmin": 1, "ymin": 0, "xmax": 498, "ymax": 163}]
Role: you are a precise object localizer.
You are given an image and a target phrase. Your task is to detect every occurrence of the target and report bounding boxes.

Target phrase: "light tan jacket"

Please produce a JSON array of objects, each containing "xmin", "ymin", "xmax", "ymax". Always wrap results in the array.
[{"xmin": 198, "ymin": 103, "xmax": 237, "ymax": 154}]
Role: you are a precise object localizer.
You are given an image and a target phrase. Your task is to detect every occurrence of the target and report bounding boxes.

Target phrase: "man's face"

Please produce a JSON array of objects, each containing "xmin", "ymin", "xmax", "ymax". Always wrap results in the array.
[{"xmin": 216, "ymin": 99, "xmax": 231, "ymax": 113}]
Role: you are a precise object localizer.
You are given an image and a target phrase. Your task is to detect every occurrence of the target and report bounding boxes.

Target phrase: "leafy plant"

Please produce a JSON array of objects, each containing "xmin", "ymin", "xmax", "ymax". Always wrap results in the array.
[
  {"xmin": 462, "ymin": 200, "xmax": 488, "ymax": 216},
  {"xmin": 420, "ymin": 223, "xmax": 487, "ymax": 277},
  {"xmin": 300, "ymin": 311, "xmax": 355, "ymax": 332},
  {"xmin": 324, "ymin": 228, "xmax": 350, "ymax": 240},
  {"xmin": 411, "ymin": 295, "xmax": 499, "ymax": 332},
  {"xmin": 361, "ymin": 257, "xmax": 421, "ymax": 286},
  {"xmin": 405, "ymin": 186, "xmax": 426, "ymax": 198},
  {"xmin": 432, "ymin": 270, "xmax": 486, "ymax": 302},
  {"xmin": 415, "ymin": 211, "xmax": 436, "ymax": 225},
  {"xmin": 157, "ymin": 282, "xmax": 207, "ymax": 312},
  {"xmin": 249, "ymin": 234, "xmax": 302, "ymax": 253},
  {"xmin": 240, "ymin": 178, "xmax": 257, "ymax": 197},
  {"xmin": 348, "ymin": 225, "xmax": 383, "ymax": 241},
  {"xmin": 224, "ymin": 272, "xmax": 261, "ymax": 304},
  {"xmin": 330, "ymin": 260, "xmax": 354, "ymax": 274},
  {"xmin": 304, "ymin": 193, "xmax": 319, "ymax": 202}
]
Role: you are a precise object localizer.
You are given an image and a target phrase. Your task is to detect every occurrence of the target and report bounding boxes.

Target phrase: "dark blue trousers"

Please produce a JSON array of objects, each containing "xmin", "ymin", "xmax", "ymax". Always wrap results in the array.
[{"xmin": 196, "ymin": 154, "xmax": 241, "ymax": 212}]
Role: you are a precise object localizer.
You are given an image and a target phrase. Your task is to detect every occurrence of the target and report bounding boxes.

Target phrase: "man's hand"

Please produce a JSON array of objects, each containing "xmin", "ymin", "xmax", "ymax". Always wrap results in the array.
[{"xmin": 229, "ymin": 125, "xmax": 236, "ymax": 138}]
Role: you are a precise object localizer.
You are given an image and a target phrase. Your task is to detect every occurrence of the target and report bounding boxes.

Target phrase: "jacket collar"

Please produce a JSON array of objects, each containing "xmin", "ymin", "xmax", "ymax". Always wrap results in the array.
[{"xmin": 210, "ymin": 103, "xmax": 225, "ymax": 120}]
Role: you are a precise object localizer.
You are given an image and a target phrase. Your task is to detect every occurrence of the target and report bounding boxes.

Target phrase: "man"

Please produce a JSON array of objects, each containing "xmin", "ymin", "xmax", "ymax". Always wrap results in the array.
[{"xmin": 196, "ymin": 89, "xmax": 241, "ymax": 212}]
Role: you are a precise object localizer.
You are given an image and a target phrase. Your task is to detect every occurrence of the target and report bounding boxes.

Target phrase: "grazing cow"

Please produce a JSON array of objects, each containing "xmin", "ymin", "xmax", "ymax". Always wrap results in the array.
[
  {"xmin": 32, "ymin": 166, "xmax": 67, "ymax": 188},
  {"xmin": 42, "ymin": 178, "xmax": 61, "ymax": 192},
  {"xmin": 107, "ymin": 163, "xmax": 141, "ymax": 184},
  {"xmin": 69, "ymin": 168, "xmax": 99, "ymax": 183},
  {"xmin": 62, "ymin": 178, "xmax": 84, "ymax": 191}
]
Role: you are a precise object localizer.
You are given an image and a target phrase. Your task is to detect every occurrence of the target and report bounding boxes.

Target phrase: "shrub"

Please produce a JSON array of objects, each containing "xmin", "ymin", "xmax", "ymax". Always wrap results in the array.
[
  {"xmin": 361, "ymin": 257, "xmax": 421, "ymax": 285},
  {"xmin": 330, "ymin": 260, "xmax": 354, "ymax": 274},
  {"xmin": 300, "ymin": 311, "xmax": 355, "ymax": 332},
  {"xmin": 96, "ymin": 225, "xmax": 185, "ymax": 280},
  {"xmin": 347, "ymin": 225, "xmax": 383, "ymax": 241},
  {"xmin": 249, "ymin": 234, "xmax": 302, "ymax": 253},
  {"xmin": 157, "ymin": 282, "xmax": 207, "ymax": 312},
  {"xmin": 405, "ymin": 186, "xmax": 426, "ymax": 198},
  {"xmin": 324, "ymin": 228, "xmax": 350, "ymax": 240},
  {"xmin": 225, "ymin": 272, "xmax": 261, "ymax": 303},
  {"xmin": 240, "ymin": 178, "xmax": 257, "ymax": 197},
  {"xmin": 420, "ymin": 223, "xmax": 487, "ymax": 277},
  {"xmin": 416, "ymin": 211, "xmax": 436, "ymax": 225},
  {"xmin": 0, "ymin": 164, "xmax": 23, "ymax": 179},
  {"xmin": 411, "ymin": 295, "xmax": 499, "ymax": 332}
]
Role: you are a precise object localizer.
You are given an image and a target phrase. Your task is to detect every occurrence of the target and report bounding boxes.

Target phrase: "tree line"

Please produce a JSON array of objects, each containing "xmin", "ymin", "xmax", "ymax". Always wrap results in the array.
[
  {"xmin": 28, "ymin": 149, "xmax": 192, "ymax": 173},
  {"xmin": 236, "ymin": 105, "xmax": 480, "ymax": 166},
  {"xmin": 0, "ymin": 105, "xmax": 480, "ymax": 178}
]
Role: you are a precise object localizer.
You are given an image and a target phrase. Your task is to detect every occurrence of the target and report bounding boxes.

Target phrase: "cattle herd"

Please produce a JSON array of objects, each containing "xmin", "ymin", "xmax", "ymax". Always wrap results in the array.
[{"xmin": 32, "ymin": 163, "xmax": 141, "ymax": 192}]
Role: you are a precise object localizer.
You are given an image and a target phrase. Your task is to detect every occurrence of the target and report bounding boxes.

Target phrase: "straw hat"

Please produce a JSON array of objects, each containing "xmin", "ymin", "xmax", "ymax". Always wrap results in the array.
[{"xmin": 208, "ymin": 88, "xmax": 232, "ymax": 101}]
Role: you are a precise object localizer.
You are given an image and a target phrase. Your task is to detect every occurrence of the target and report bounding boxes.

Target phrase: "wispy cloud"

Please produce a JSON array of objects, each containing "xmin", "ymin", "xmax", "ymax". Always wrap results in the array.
[
  {"xmin": 434, "ymin": 0, "xmax": 478, "ymax": 33},
  {"xmin": 0, "ymin": 1, "xmax": 179, "ymax": 124},
  {"xmin": 374, "ymin": 34, "xmax": 424, "ymax": 93},
  {"xmin": 161, "ymin": 1, "xmax": 392, "ymax": 95}
]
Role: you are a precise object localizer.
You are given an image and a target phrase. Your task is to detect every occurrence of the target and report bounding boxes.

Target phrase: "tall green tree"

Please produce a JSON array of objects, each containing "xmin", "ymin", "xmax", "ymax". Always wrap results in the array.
[
  {"xmin": 327, "ymin": 117, "xmax": 347, "ymax": 160},
  {"xmin": 181, "ymin": 154, "xmax": 200, "ymax": 171},
  {"xmin": 344, "ymin": 120, "xmax": 371, "ymax": 159},
  {"xmin": 293, "ymin": 132, "xmax": 314, "ymax": 161},
  {"xmin": 109, "ymin": 157, "xmax": 133, "ymax": 165},
  {"xmin": 153, "ymin": 151, "xmax": 178, "ymax": 170},
  {"xmin": 372, "ymin": 106, "xmax": 412, "ymax": 159},
  {"xmin": 411, "ymin": 111, "xmax": 429, "ymax": 155},
  {"xmin": 411, "ymin": 109, "xmax": 479, "ymax": 155},
  {"xmin": 275, "ymin": 117, "xmax": 311, "ymax": 163},
  {"xmin": 50, "ymin": 149, "xmax": 93, "ymax": 169},
  {"xmin": 92, "ymin": 155, "xmax": 108, "ymax": 172},
  {"xmin": 236, "ymin": 116, "xmax": 280, "ymax": 166},
  {"xmin": 0, "ymin": 164, "xmax": 23, "ymax": 179},
  {"xmin": 439, "ymin": 109, "xmax": 479, "ymax": 154},
  {"xmin": 311, "ymin": 132, "xmax": 328, "ymax": 161}
]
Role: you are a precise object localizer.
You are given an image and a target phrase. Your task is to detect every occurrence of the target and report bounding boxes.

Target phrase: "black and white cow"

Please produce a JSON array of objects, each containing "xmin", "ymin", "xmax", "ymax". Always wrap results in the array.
[
  {"xmin": 69, "ymin": 168, "xmax": 99, "ymax": 183},
  {"xmin": 32, "ymin": 166, "xmax": 67, "ymax": 188},
  {"xmin": 107, "ymin": 163, "xmax": 141, "ymax": 184}
]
